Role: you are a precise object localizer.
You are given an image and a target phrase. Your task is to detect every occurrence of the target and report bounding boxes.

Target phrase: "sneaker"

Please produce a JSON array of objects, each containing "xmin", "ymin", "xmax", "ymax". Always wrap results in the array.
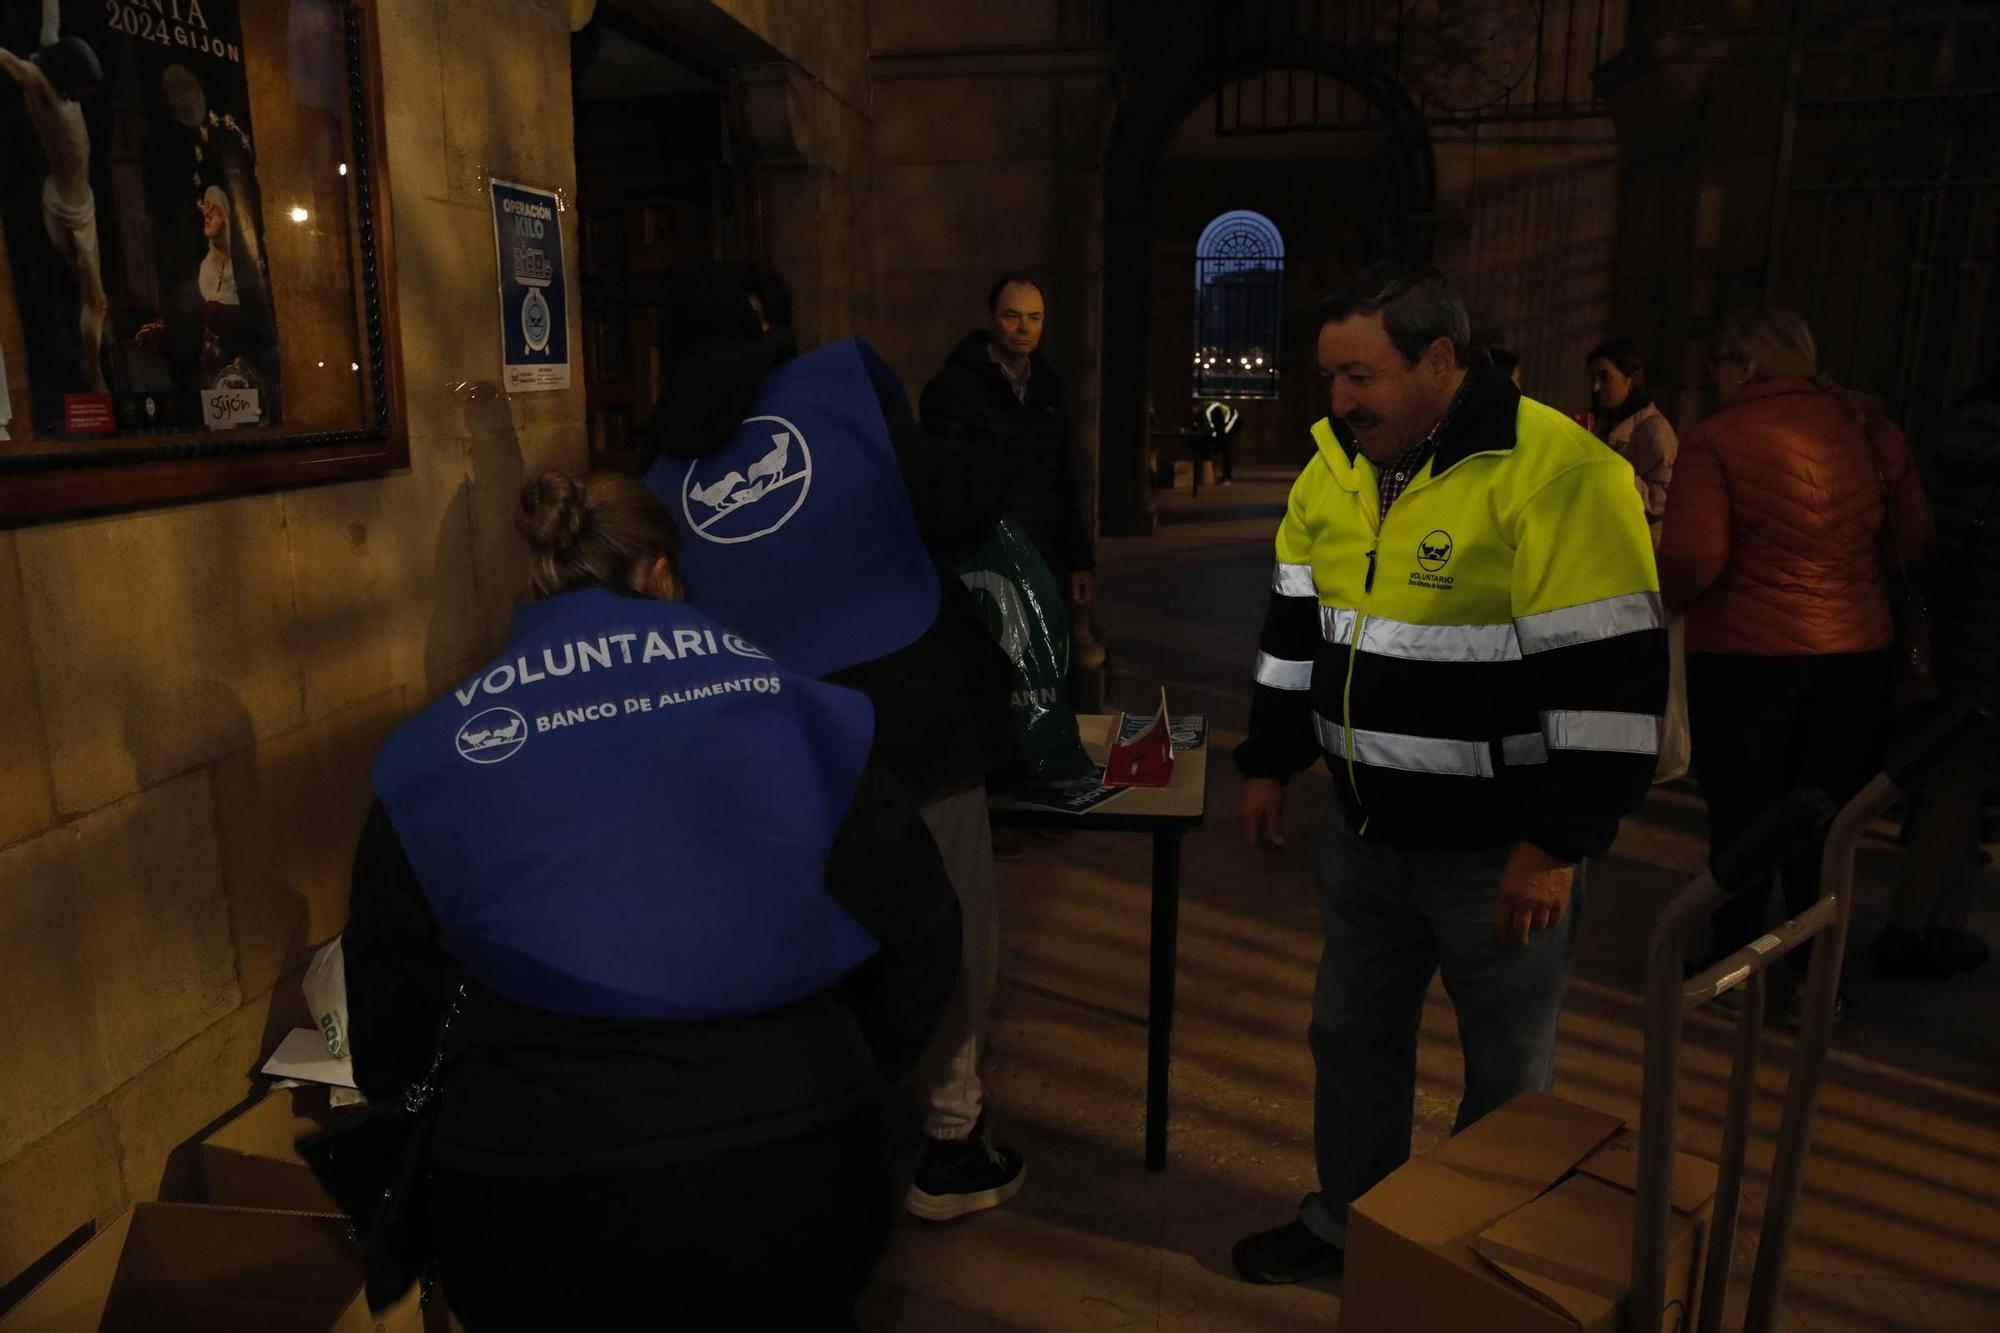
[
  {"xmin": 904, "ymin": 1115, "xmax": 1024, "ymax": 1222},
  {"xmin": 1785, "ymin": 989, "xmax": 1847, "ymax": 1031},
  {"xmin": 1232, "ymin": 1219, "xmax": 1343, "ymax": 1285}
]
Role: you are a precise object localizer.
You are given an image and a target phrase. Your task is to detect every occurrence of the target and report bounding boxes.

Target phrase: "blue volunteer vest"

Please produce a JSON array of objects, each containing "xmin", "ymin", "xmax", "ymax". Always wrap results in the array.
[
  {"xmin": 372, "ymin": 587, "xmax": 880, "ymax": 1021},
  {"xmin": 643, "ymin": 337, "xmax": 940, "ymax": 678}
]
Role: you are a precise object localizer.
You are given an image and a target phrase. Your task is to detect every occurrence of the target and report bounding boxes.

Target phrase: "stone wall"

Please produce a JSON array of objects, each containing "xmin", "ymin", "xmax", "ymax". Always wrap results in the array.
[
  {"xmin": 711, "ymin": 0, "xmax": 874, "ymax": 345},
  {"xmin": 864, "ymin": 0, "xmax": 1118, "ymax": 540},
  {"xmin": 1599, "ymin": 25, "xmax": 1791, "ymax": 429},
  {"xmin": 1431, "ymin": 129, "xmax": 1627, "ymax": 421},
  {"xmin": 0, "ymin": 0, "xmax": 586, "ymax": 1292}
]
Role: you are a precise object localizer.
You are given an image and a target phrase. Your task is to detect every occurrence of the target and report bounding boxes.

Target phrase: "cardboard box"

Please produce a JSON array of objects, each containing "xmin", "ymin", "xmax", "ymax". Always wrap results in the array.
[
  {"xmin": 1341, "ymin": 1093, "xmax": 1718, "ymax": 1333},
  {"xmin": 0, "ymin": 1203, "xmax": 422, "ymax": 1332},
  {"xmin": 200, "ymin": 1087, "xmax": 347, "ymax": 1214}
]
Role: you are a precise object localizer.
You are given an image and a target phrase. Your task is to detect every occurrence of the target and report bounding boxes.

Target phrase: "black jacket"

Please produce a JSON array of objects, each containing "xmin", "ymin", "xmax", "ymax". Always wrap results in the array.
[
  {"xmin": 343, "ymin": 754, "xmax": 960, "ymax": 1177},
  {"xmin": 921, "ymin": 332, "xmax": 1095, "ymax": 577},
  {"xmin": 1927, "ymin": 399, "xmax": 2000, "ymax": 708},
  {"xmin": 642, "ymin": 332, "xmax": 1018, "ymax": 797}
]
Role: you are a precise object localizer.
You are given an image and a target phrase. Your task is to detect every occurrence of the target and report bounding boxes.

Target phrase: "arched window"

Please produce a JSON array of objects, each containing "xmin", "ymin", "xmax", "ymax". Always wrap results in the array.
[{"xmin": 1194, "ymin": 210, "xmax": 1284, "ymax": 399}]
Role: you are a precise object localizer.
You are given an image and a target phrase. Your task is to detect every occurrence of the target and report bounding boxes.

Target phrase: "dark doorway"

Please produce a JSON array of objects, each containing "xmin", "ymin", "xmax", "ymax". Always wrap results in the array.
[
  {"xmin": 1101, "ymin": 55, "xmax": 1430, "ymax": 536},
  {"xmin": 1146, "ymin": 73, "xmax": 1413, "ymax": 475},
  {"xmin": 571, "ymin": 20, "xmax": 731, "ymax": 472}
]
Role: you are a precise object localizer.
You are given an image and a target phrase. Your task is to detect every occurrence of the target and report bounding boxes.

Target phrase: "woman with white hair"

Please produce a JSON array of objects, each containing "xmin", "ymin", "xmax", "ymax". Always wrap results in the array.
[{"xmin": 1658, "ymin": 306, "xmax": 1935, "ymax": 1018}]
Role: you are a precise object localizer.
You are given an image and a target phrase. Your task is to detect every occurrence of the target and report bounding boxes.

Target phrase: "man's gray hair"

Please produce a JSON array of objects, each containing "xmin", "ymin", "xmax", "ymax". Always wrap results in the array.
[{"xmin": 1318, "ymin": 257, "xmax": 1472, "ymax": 368}]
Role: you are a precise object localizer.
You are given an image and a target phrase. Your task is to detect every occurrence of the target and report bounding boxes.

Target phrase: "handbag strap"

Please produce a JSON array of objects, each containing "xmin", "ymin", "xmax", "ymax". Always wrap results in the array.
[
  {"xmin": 402, "ymin": 979, "xmax": 467, "ymax": 1114},
  {"xmin": 1868, "ymin": 422, "xmax": 1918, "ymax": 585}
]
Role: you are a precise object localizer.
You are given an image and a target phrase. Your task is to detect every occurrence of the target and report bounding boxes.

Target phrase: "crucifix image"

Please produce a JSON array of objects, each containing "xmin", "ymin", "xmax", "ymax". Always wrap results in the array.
[{"xmin": 0, "ymin": 0, "xmax": 107, "ymax": 393}]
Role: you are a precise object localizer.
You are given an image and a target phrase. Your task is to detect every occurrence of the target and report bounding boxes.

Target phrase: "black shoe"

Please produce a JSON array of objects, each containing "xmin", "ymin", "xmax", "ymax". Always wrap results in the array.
[
  {"xmin": 1874, "ymin": 925, "xmax": 1941, "ymax": 979},
  {"xmin": 1231, "ymin": 1219, "xmax": 1343, "ymax": 1285},
  {"xmin": 1875, "ymin": 924, "xmax": 1990, "ymax": 978},
  {"xmin": 904, "ymin": 1115, "xmax": 1024, "ymax": 1222},
  {"xmin": 1927, "ymin": 926, "xmax": 1990, "ymax": 974}
]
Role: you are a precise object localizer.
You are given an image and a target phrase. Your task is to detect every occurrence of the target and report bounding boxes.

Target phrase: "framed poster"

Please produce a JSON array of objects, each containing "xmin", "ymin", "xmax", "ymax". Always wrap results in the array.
[
  {"xmin": 491, "ymin": 179, "xmax": 570, "ymax": 393},
  {"xmin": 0, "ymin": 0, "xmax": 405, "ymax": 523}
]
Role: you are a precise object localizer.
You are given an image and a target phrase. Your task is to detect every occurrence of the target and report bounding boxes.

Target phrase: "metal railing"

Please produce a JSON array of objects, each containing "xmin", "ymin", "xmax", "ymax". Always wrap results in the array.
[{"xmin": 1629, "ymin": 700, "xmax": 1984, "ymax": 1332}]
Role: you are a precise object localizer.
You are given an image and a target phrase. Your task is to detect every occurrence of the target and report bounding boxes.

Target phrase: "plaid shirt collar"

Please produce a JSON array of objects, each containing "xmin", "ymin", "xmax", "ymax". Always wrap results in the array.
[{"xmin": 1375, "ymin": 376, "xmax": 1472, "ymax": 521}]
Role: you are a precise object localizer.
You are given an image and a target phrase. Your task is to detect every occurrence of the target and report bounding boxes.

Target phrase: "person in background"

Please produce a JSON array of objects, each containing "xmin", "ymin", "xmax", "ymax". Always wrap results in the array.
[
  {"xmin": 1657, "ymin": 307, "xmax": 1934, "ymax": 1019},
  {"xmin": 1467, "ymin": 338, "xmax": 1519, "ymax": 385},
  {"xmin": 1876, "ymin": 363, "xmax": 1999, "ymax": 978},
  {"xmin": 1590, "ymin": 339, "xmax": 1691, "ymax": 779},
  {"xmin": 1232, "ymin": 258, "xmax": 1664, "ymax": 1284},
  {"xmin": 344, "ymin": 471, "xmax": 961, "ymax": 1329},
  {"xmin": 640, "ymin": 262, "xmax": 1026, "ymax": 1222},
  {"xmin": 1195, "ymin": 396, "xmax": 1241, "ymax": 491},
  {"xmin": 1588, "ymin": 339, "xmax": 1678, "ymax": 545},
  {"xmin": 922, "ymin": 275, "xmax": 1096, "ymax": 611}
]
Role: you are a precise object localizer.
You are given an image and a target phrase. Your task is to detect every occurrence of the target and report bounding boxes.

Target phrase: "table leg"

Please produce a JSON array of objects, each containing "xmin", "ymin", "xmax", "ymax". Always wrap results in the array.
[{"xmin": 1146, "ymin": 827, "xmax": 1184, "ymax": 1172}]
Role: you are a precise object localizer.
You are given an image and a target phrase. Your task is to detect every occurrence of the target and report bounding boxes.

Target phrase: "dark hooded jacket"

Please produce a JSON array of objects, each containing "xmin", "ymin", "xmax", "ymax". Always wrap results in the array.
[
  {"xmin": 920, "ymin": 331, "xmax": 1094, "ymax": 578},
  {"xmin": 639, "ymin": 272, "xmax": 1016, "ymax": 798}
]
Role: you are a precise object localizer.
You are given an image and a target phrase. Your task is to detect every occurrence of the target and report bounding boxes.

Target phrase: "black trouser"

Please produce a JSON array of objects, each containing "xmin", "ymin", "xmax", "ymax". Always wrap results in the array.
[
  {"xmin": 1688, "ymin": 651, "xmax": 1892, "ymax": 969},
  {"xmin": 431, "ymin": 1101, "xmax": 891, "ymax": 1331}
]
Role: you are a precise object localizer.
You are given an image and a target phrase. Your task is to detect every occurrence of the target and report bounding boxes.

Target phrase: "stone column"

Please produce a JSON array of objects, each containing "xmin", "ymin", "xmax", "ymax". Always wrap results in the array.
[
  {"xmin": 734, "ymin": 62, "xmax": 870, "ymax": 344},
  {"xmin": 1053, "ymin": 69, "xmax": 1119, "ymax": 566}
]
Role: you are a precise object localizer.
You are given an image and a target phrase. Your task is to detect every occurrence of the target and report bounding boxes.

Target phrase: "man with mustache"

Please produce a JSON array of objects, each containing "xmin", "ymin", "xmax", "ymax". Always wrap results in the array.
[{"xmin": 1231, "ymin": 258, "xmax": 1666, "ymax": 1284}]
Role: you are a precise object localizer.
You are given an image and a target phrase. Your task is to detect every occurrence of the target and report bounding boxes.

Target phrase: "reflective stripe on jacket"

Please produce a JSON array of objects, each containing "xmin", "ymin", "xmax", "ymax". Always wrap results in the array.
[{"xmin": 1236, "ymin": 367, "xmax": 1668, "ymax": 860}]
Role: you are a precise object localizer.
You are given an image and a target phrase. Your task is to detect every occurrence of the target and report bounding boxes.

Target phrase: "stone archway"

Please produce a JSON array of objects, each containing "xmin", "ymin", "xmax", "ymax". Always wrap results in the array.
[{"xmin": 1099, "ymin": 45, "xmax": 1436, "ymax": 536}]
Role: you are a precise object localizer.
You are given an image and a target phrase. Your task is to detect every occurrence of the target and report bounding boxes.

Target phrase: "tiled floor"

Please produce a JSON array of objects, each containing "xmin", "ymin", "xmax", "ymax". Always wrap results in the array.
[{"xmin": 857, "ymin": 470, "xmax": 2000, "ymax": 1331}]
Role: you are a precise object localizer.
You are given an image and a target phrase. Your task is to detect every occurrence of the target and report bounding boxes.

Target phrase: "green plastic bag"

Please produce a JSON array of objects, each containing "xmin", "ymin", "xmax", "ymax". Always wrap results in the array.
[{"xmin": 949, "ymin": 520, "xmax": 1095, "ymax": 782}]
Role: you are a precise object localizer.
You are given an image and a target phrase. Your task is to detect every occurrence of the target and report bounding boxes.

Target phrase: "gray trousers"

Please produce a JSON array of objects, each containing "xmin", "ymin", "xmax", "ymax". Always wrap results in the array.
[
  {"xmin": 1298, "ymin": 809, "xmax": 1582, "ymax": 1248},
  {"xmin": 912, "ymin": 786, "xmax": 1000, "ymax": 1140}
]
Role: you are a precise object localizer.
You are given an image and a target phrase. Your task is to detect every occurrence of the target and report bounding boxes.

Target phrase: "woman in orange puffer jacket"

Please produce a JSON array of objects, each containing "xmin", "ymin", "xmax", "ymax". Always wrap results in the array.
[{"xmin": 1658, "ymin": 307, "xmax": 1934, "ymax": 1012}]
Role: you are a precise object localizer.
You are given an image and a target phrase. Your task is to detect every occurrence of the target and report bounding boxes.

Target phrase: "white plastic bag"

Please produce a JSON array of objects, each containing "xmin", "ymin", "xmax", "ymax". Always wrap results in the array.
[{"xmin": 302, "ymin": 935, "xmax": 351, "ymax": 1061}]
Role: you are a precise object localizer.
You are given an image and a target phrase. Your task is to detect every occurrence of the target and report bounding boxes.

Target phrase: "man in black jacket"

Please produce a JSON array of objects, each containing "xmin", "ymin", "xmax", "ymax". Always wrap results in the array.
[{"xmin": 921, "ymin": 275, "xmax": 1096, "ymax": 609}]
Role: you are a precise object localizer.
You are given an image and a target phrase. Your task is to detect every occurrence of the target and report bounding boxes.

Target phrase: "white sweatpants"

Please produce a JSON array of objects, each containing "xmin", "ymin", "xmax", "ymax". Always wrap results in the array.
[{"xmin": 913, "ymin": 785, "xmax": 1000, "ymax": 1141}]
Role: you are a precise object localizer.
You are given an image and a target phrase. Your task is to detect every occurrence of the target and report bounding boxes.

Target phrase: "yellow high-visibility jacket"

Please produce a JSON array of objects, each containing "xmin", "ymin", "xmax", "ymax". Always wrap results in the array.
[{"xmin": 1237, "ymin": 371, "xmax": 1668, "ymax": 860}]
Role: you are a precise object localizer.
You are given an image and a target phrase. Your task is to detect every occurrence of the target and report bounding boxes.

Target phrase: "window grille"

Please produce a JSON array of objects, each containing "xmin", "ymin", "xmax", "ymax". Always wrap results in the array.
[
  {"xmin": 1768, "ymin": 0, "xmax": 2000, "ymax": 449},
  {"xmin": 1195, "ymin": 210, "xmax": 1285, "ymax": 398}
]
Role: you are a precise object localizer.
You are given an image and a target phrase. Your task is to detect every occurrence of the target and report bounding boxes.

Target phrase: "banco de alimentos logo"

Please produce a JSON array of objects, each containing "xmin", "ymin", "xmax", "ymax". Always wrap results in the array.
[
  {"xmin": 455, "ymin": 707, "xmax": 528, "ymax": 765},
  {"xmin": 682, "ymin": 415, "xmax": 812, "ymax": 544},
  {"xmin": 1417, "ymin": 530, "xmax": 1454, "ymax": 572}
]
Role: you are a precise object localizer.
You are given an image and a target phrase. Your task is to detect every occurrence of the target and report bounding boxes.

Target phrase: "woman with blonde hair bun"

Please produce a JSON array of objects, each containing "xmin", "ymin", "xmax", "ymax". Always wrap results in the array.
[
  {"xmin": 340, "ymin": 468, "xmax": 961, "ymax": 1329},
  {"xmin": 1658, "ymin": 308, "xmax": 1934, "ymax": 1020}
]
